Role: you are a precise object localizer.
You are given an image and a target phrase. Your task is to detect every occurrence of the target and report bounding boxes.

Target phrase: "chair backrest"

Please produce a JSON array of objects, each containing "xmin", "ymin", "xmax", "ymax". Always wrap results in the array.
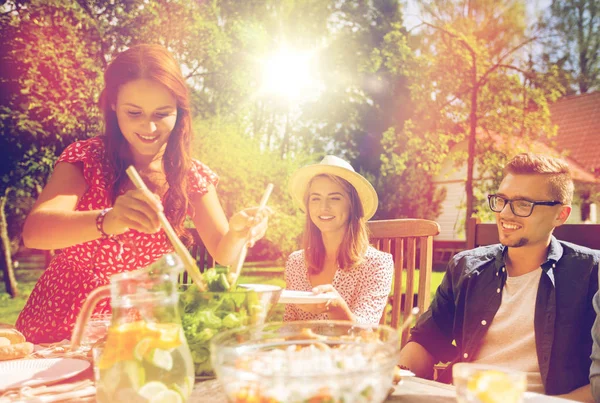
[
  {"xmin": 179, "ymin": 229, "xmax": 214, "ymax": 284},
  {"xmin": 368, "ymin": 218, "xmax": 441, "ymax": 346},
  {"xmin": 466, "ymin": 217, "xmax": 600, "ymax": 250}
]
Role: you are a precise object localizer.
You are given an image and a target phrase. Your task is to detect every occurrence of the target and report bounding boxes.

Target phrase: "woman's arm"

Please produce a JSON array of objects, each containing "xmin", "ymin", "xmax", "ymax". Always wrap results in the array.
[
  {"xmin": 308, "ymin": 284, "xmax": 355, "ymax": 321},
  {"xmin": 189, "ymin": 185, "xmax": 269, "ymax": 266},
  {"xmin": 23, "ymin": 162, "xmax": 162, "ymax": 250}
]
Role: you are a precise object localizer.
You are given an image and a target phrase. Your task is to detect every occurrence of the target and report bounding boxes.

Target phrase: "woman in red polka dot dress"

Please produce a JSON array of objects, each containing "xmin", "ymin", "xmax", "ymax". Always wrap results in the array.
[
  {"xmin": 284, "ymin": 156, "xmax": 393, "ymax": 325},
  {"xmin": 16, "ymin": 45, "xmax": 269, "ymax": 344}
]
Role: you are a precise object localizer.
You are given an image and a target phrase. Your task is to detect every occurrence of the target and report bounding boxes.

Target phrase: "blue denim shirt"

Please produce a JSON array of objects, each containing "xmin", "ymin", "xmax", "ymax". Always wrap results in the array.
[{"xmin": 410, "ymin": 236, "xmax": 599, "ymax": 396}]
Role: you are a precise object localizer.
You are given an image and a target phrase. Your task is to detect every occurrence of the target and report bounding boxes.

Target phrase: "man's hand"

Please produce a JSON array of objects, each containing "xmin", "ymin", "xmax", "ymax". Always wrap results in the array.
[{"xmin": 398, "ymin": 341, "xmax": 436, "ymax": 379}]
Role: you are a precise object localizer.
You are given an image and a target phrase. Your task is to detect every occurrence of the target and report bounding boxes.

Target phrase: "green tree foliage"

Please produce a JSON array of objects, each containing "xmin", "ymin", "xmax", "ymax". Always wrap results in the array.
[
  {"xmin": 0, "ymin": 0, "xmax": 227, "ymax": 295},
  {"xmin": 196, "ymin": 0, "xmax": 431, "ymax": 221},
  {"xmin": 0, "ymin": 0, "xmax": 105, "ymax": 295},
  {"xmin": 381, "ymin": 0, "xmax": 563, "ymax": 230},
  {"xmin": 192, "ymin": 117, "xmax": 305, "ymax": 261},
  {"xmin": 539, "ymin": 0, "xmax": 600, "ymax": 94}
]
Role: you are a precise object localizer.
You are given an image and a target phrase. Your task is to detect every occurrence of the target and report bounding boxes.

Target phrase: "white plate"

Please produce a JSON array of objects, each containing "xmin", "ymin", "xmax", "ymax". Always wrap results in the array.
[
  {"xmin": 238, "ymin": 283, "xmax": 282, "ymax": 292},
  {"xmin": 399, "ymin": 369, "xmax": 415, "ymax": 377},
  {"xmin": 278, "ymin": 289, "xmax": 337, "ymax": 304},
  {"xmin": 0, "ymin": 358, "xmax": 90, "ymax": 391}
]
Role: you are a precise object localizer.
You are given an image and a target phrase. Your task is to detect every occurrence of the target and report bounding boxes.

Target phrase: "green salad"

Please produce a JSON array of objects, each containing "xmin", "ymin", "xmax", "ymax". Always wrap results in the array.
[{"xmin": 179, "ymin": 268, "xmax": 265, "ymax": 377}]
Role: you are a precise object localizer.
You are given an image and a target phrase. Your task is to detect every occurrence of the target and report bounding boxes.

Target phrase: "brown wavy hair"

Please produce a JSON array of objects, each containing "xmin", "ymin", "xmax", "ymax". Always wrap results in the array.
[
  {"xmin": 504, "ymin": 153, "xmax": 574, "ymax": 204},
  {"xmin": 303, "ymin": 174, "xmax": 370, "ymax": 275},
  {"xmin": 99, "ymin": 44, "xmax": 192, "ymax": 240}
]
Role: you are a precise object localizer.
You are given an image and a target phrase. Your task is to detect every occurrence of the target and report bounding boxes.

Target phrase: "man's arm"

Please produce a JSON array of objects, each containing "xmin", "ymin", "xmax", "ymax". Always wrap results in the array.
[
  {"xmin": 398, "ymin": 341, "xmax": 436, "ymax": 379},
  {"xmin": 398, "ymin": 256, "xmax": 463, "ymax": 379},
  {"xmin": 557, "ymin": 383, "xmax": 593, "ymax": 402},
  {"xmin": 402, "ymin": 256, "xmax": 460, "ymax": 377},
  {"xmin": 590, "ymin": 290, "xmax": 600, "ymax": 403}
]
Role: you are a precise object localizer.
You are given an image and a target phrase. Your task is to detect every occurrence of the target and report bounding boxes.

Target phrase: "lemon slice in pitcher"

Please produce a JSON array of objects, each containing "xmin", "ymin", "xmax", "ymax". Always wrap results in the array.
[
  {"xmin": 147, "ymin": 323, "xmax": 183, "ymax": 349},
  {"xmin": 147, "ymin": 348, "xmax": 174, "ymax": 371},
  {"xmin": 134, "ymin": 337, "xmax": 153, "ymax": 361},
  {"xmin": 150, "ymin": 390, "xmax": 182, "ymax": 403},
  {"xmin": 138, "ymin": 381, "xmax": 168, "ymax": 400}
]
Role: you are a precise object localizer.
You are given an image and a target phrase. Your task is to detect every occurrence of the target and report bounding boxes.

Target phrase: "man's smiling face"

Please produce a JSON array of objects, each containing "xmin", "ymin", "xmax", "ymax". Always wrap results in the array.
[{"xmin": 495, "ymin": 173, "xmax": 570, "ymax": 248}]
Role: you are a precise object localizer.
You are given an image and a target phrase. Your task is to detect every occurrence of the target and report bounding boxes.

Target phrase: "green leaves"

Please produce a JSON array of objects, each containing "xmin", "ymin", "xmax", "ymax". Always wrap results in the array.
[{"xmin": 383, "ymin": 0, "xmax": 563, "ymax": 225}]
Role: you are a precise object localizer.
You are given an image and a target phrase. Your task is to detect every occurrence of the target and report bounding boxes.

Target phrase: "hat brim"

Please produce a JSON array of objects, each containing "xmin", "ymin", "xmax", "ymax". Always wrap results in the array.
[{"xmin": 288, "ymin": 164, "xmax": 378, "ymax": 220}]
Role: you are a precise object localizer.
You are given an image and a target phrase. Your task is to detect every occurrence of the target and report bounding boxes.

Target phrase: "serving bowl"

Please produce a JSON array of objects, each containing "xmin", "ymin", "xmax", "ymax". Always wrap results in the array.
[
  {"xmin": 210, "ymin": 320, "xmax": 401, "ymax": 403},
  {"xmin": 178, "ymin": 283, "xmax": 282, "ymax": 377}
]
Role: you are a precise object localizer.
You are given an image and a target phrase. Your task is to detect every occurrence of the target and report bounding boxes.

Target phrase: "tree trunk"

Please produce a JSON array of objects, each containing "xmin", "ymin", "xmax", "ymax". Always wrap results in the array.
[
  {"xmin": 465, "ymin": 61, "xmax": 478, "ymax": 236},
  {"xmin": 280, "ymin": 112, "xmax": 291, "ymax": 158},
  {"xmin": 0, "ymin": 188, "xmax": 18, "ymax": 298}
]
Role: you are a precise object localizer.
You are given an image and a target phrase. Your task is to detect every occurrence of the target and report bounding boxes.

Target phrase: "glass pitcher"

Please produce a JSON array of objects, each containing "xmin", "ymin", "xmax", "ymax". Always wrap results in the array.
[{"xmin": 71, "ymin": 254, "xmax": 195, "ymax": 402}]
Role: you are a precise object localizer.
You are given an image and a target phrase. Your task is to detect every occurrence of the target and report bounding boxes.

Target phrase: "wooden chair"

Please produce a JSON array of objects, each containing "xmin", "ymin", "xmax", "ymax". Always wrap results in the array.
[
  {"xmin": 466, "ymin": 217, "xmax": 600, "ymax": 249},
  {"xmin": 368, "ymin": 219, "xmax": 441, "ymax": 346},
  {"xmin": 179, "ymin": 229, "xmax": 214, "ymax": 284}
]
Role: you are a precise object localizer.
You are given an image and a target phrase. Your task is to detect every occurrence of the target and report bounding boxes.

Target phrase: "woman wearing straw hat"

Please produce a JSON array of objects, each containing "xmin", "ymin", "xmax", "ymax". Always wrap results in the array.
[{"xmin": 284, "ymin": 155, "xmax": 393, "ymax": 324}]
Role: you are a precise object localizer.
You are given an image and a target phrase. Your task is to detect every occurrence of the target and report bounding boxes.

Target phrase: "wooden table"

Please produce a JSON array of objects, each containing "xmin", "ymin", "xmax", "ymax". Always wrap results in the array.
[
  {"xmin": 191, "ymin": 377, "xmax": 457, "ymax": 403},
  {"xmin": 2, "ymin": 358, "xmax": 576, "ymax": 402},
  {"xmin": 190, "ymin": 377, "xmax": 576, "ymax": 403}
]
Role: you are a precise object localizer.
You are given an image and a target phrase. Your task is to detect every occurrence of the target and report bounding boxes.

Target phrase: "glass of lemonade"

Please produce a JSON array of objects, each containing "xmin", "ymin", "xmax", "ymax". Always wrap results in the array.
[
  {"xmin": 86, "ymin": 254, "xmax": 195, "ymax": 403},
  {"xmin": 453, "ymin": 363, "xmax": 526, "ymax": 403},
  {"xmin": 95, "ymin": 320, "xmax": 194, "ymax": 402}
]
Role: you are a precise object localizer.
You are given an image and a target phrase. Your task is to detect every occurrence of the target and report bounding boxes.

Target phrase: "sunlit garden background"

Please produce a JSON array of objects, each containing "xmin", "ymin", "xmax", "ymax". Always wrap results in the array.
[{"xmin": 1, "ymin": 0, "xmax": 599, "ymax": 323}]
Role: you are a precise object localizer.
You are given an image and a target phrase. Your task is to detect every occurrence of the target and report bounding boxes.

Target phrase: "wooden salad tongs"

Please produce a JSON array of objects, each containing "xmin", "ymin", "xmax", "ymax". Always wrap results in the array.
[{"xmin": 126, "ymin": 166, "xmax": 206, "ymax": 291}]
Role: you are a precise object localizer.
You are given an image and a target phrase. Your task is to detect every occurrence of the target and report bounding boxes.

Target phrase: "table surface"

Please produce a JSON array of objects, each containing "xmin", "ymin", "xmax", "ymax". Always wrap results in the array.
[
  {"xmin": 190, "ymin": 377, "xmax": 576, "ymax": 403},
  {"xmin": 191, "ymin": 376, "xmax": 454, "ymax": 403},
  {"xmin": 0, "ymin": 359, "xmax": 577, "ymax": 403}
]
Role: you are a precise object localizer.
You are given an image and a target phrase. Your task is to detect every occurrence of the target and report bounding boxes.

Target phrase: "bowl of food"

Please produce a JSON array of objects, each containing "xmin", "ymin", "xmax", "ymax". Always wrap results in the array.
[
  {"xmin": 179, "ymin": 269, "xmax": 282, "ymax": 378},
  {"xmin": 210, "ymin": 320, "xmax": 401, "ymax": 403}
]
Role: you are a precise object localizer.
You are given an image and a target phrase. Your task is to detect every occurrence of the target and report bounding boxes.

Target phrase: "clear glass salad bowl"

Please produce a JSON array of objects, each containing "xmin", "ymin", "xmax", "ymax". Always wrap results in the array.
[
  {"xmin": 179, "ymin": 283, "xmax": 282, "ymax": 378},
  {"xmin": 210, "ymin": 320, "xmax": 401, "ymax": 403}
]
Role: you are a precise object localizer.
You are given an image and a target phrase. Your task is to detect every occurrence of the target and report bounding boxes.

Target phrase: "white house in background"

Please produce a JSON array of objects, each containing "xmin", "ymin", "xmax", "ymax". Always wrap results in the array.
[{"xmin": 433, "ymin": 133, "xmax": 598, "ymax": 240}]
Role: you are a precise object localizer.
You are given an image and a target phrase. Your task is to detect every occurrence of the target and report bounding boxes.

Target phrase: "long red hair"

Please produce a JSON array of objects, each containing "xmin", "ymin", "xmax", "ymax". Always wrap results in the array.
[{"xmin": 99, "ymin": 44, "xmax": 192, "ymax": 239}]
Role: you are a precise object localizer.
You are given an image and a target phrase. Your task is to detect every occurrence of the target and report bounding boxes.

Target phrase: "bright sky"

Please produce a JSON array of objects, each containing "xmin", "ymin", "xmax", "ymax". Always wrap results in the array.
[{"xmin": 403, "ymin": 0, "xmax": 552, "ymax": 31}]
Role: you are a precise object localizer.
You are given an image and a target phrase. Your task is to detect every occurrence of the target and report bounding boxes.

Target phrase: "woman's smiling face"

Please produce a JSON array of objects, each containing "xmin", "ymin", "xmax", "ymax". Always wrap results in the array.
[
  {"xmin": 114, "ymin": 78, "xmax": 178, "ymax": 161},
  {"xmin": 307, "ymin": 175, "xmax": 351, "ymax": 235}
]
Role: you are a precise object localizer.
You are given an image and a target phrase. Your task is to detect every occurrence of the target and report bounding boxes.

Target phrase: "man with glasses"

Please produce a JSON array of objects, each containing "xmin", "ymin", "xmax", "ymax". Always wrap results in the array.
[{"xmin": 398, "ymin": 153, "xmax": 598, "ymax": 401}]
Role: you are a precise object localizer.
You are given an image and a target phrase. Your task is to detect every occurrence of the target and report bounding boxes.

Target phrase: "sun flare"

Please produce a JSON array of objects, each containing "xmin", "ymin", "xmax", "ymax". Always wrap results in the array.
[{"xmin": 259, "ymin": 46, "xmax": 323, "ymax": 102}]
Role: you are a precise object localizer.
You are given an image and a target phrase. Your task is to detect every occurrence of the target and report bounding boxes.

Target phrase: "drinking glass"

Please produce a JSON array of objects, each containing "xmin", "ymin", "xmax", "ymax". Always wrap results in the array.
[{"xmin": 453, "ymin": 363, "xmax": 526, "ymax": 403}]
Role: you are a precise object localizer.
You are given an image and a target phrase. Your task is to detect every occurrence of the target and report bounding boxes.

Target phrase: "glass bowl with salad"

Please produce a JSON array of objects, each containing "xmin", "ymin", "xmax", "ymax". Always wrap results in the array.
[
  {"xmin": 179, "ymin": 267, "xmax": 282, "ymax": 378},
  {"xmin": 210, "ymin": 320, "xmax": 401, "ymax": 403}
]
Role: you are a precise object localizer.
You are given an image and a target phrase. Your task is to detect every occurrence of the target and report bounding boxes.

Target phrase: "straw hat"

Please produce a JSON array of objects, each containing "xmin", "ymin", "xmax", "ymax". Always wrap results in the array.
[{"xmin": 288, "ymin": 155, "xmax": 378, "ymax": 220}]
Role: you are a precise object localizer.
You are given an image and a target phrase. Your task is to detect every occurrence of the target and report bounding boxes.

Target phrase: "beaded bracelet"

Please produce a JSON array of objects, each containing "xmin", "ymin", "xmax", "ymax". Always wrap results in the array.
[{"xmin": 96, "ymin": 208, "xmax": 113, "ymax": 239}]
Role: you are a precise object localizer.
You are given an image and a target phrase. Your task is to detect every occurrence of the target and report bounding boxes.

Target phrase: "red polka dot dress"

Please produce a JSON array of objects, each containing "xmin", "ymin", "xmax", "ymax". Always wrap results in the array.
[
  {"xmin": 283, "ymin": 246, "xmax": 394, "ymax": 325},
  {"xmin": 15, "ymin": 137, "xmax": 218, "ymax": 344}
]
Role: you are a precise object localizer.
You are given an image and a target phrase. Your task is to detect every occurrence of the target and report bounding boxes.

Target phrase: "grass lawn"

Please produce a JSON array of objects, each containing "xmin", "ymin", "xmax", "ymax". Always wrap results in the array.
[
  {"xmin": 0, "ymin": 259, "xmax": 445, "ymax": 326},
  {"xmin": 0, "ymin": 269, "xmax": 42, "ymax": 325}
]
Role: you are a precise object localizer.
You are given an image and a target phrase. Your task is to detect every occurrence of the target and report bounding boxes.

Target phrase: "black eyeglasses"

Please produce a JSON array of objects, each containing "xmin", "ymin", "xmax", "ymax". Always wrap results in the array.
[{"xmin": 487, "ymin": 194, "xmax": 562, "ymax": 218}]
